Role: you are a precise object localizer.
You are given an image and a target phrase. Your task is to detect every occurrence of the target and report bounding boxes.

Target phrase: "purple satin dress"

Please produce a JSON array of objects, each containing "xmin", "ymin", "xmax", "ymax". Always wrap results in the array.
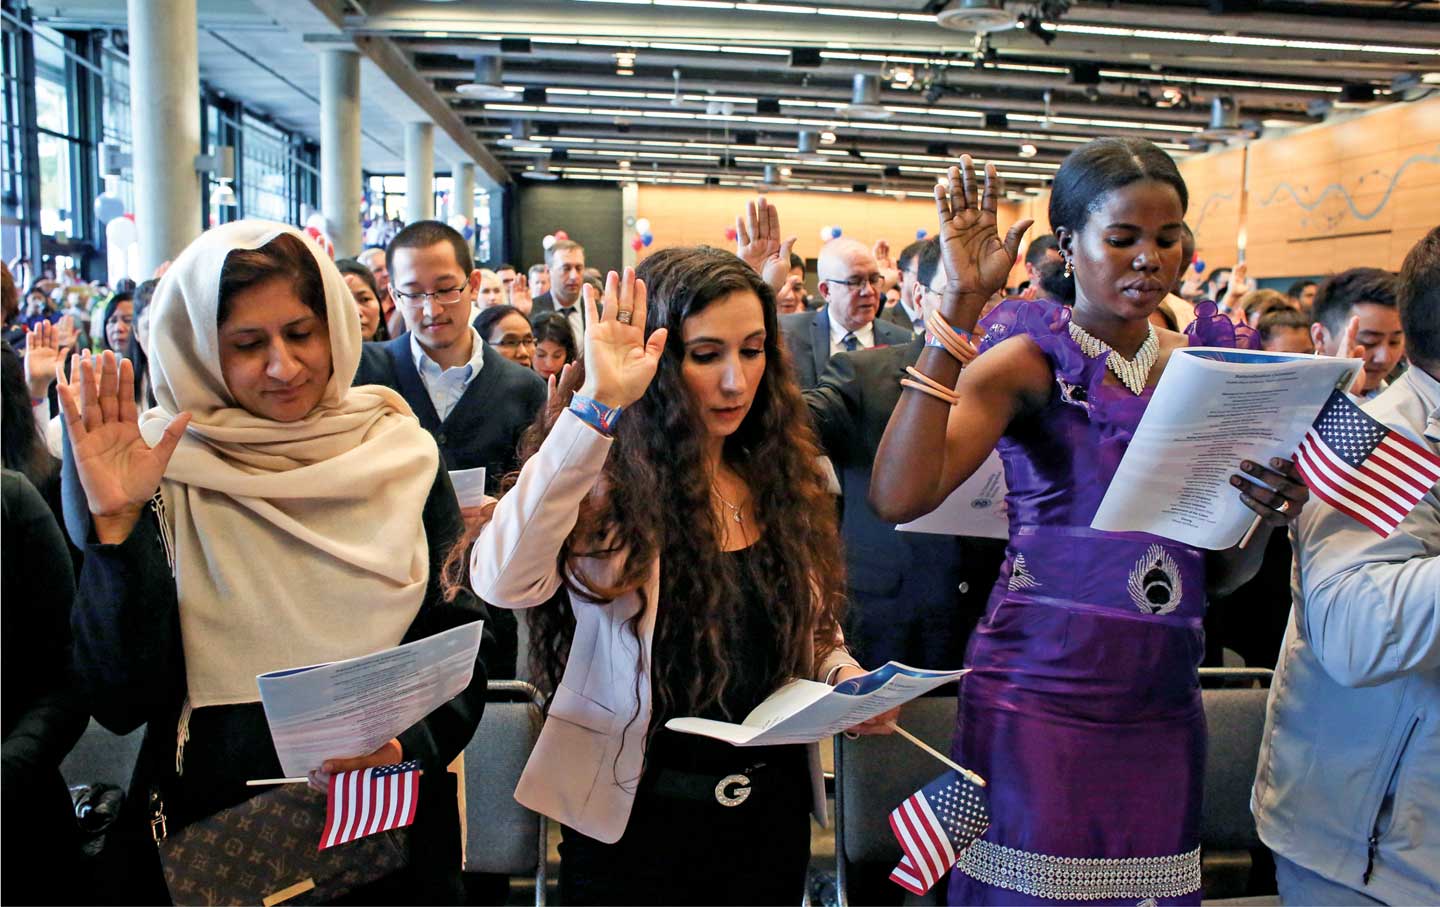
[{"xmin": 946, "ymin": 300, "xmax": 1256, "ymax": 906}]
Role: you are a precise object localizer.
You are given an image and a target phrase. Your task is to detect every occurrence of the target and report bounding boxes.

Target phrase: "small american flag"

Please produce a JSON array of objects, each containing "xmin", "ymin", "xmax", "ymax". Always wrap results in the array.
[
  {"xmin": 1295, "ymin": 390, "xmax": 1440, "ymax": 537},
  {"xmin": 319, "ymin": 760, "xmax": 421, "ymax": 850},
  {"xmin": 888, "ymin": 769, "xmax": 990, "ymax": 895}
]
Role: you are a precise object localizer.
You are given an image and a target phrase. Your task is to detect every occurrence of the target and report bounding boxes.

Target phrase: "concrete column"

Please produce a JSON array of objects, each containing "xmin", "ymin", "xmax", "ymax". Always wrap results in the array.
[
  {"xmin": 404, "ymin": 122, "xmax": 435, "ymax": 223},
  {"xmin": 621, "ymin": 181, "xmax": 639, "ymax": 270},
  {"xmin": 451, "ymin": 161, "xmax": 475, "ymax": 226},
  {"xmin": 127, "ymin": 0, "xmax": 201, "ymax": 273},
  {"xmin": 320, "ymin": 49, "xmax": 362, "ymax": 257}
]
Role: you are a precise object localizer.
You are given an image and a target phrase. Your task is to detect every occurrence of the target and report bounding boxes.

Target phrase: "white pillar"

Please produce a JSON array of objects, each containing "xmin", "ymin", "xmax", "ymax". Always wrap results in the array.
[
  {"xmin": 320, "ymin": 49, "xmax": 362, "ymax": 258},
  {"xmin": 405, "ymin": 122, "xmax": 435, "ymax": 223},
  {"xmin": 127, "ymin": 0, "xmax": 201, "ymax": 273},
  {"xmin": 451, "ymin": 161, "xmax": 475, "ymax": 226}
]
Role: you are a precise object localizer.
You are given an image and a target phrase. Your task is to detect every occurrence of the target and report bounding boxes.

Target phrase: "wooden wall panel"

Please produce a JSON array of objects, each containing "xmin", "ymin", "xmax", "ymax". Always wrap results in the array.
[{"xmin": 1177, "ymin": 146, "xmax": 1245, "ymax": 274}]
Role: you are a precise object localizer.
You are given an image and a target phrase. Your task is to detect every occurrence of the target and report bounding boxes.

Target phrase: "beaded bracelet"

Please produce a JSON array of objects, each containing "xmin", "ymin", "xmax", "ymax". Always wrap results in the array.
[
  {"xmin": 901, "ymin": 365, "xmax": 963, "ymax": 406},
  {"xmin": 570, "ymin": 393, "xmax": 624, "ymax": 436}
]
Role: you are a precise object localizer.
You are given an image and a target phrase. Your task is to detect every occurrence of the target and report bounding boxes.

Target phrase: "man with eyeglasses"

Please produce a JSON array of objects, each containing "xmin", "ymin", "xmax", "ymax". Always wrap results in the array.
[
  {"xmin": 780, "ymin": 237, "xmax": 911, "ymax": 390},
  {"xmin": 354, "ymin": 221, "xmax": 545, "ymax": 500}
]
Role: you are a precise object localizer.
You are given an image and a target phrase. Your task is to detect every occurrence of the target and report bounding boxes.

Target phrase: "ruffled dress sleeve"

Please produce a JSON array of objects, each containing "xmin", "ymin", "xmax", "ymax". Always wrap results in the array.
[
  {"xmin": 978, "ymin": 297, "xmax": 1088, "ymax": 385},
  {"xmin": 1184, "ymin": 300, "xmax": 1261, "ymax": 350}
]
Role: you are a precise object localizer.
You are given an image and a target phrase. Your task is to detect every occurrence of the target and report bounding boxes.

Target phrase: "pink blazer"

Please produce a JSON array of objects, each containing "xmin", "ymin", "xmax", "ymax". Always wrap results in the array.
[{"xmin": 470, "ymin": 410, "xmax": 856, "ymax": 843}]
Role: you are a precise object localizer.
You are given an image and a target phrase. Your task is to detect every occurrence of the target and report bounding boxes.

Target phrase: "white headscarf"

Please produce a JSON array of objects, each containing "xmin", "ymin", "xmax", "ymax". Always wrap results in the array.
[{"xmin": 139, "ymin": 220, "xmax": 439, "ymax": 708}]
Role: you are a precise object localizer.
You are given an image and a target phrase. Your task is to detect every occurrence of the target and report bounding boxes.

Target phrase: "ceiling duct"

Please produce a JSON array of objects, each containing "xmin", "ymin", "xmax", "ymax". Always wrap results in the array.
[
  {"xmin": 522, "ymin": 158, "xmax": 560, "ymax": 181},
  {"xmin": 840, "ymin": 74, "xmax": 891, "ymax": 120},
  {"xmin": 935, "ymin": 0, "xmax": 1015, "ymax": 33},
  {"xmin": 760, "ymin": 164, "xmax": 789, "ymax": 191},
  {"xmin": 456, "ymin": 56, "xmax": 518, "ymax": 101},
  {"xmin": 793, "ymin": 130, "xmax": 827, "ymax": 162},
  {"xmin": 1197, "ymin": 95, "xmax": 1254, "ymax": 141}
]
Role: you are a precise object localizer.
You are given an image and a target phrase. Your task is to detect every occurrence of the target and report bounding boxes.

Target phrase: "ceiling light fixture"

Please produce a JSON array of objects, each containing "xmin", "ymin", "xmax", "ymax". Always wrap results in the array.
[
  {"xmin": 1018, "ymin": 142, "xmax": 1038, "ymax": 158},
  {"xmin": 840, "ymin": 73, "xmax": 892, "ymax": 120},
  {"xmin": 934, "ymin": 0, "xmax": 1014, "ymax": 32},
  {"xmin": 456, "ymin": 56, "xmax": 519, "ymax": 101}
]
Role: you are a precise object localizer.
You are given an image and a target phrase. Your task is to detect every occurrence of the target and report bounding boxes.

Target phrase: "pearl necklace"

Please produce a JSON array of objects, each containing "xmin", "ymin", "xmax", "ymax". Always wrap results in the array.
[{"xmin": 1067, "ymin": 321, "xmax": 1159, "ymax": 396}]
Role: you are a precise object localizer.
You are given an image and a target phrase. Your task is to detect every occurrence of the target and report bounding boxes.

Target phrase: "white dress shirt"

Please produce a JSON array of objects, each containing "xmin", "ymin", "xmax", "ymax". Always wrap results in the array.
[
  {"xmin": 411, "ymin": 327, "xmax": 486, "ymax": 421},
  {"xmin": 828, "ymin": 314, "xmax": 876, "ymax": 356},
  {"xmin": 553, "ymin": 296, "xmax": 585, "ymax": 349}
]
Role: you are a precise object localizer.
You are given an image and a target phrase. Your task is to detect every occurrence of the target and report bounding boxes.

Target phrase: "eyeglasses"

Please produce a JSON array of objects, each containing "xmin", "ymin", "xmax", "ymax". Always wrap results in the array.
[
  {"xmin": 494, "ymin": 334, "xmax": 537, "ymax": 349},
  {"xmin": 823, "ymin": 274, "xmax": 886, "ymax": 292},
  {"xmin": 391, "ymin": 285, "xmax": 467, "ymax": 307}
]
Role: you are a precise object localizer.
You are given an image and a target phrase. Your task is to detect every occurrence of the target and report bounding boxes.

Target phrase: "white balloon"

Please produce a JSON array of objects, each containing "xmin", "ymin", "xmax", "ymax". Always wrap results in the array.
[
  {"xmin": 819, "ymin": 225, "xmax": 833, "ymax": 242},
  {"xmin": 635, "ymin": 218, "xmax": 652, "ymax": 235},
  {"xmin": 542, "ymin": 234, "xmax": 557, "ymax": 251},
  {"xmin": 447, "ymin": 213, "xmax": 470, "ymax": 232}
]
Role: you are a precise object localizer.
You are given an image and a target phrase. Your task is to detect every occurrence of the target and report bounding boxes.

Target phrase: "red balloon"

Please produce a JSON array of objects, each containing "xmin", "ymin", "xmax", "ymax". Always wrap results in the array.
[
  {"xmin": 555, "ymin": 230, "xmax": 570, "ymax": 241},
  {"xmin": 631, "ymin": 235, "xmax": 644, "ymax": 252},
  {"xmin": 725, "ymin": 227, "xmax": 738, "ymax": 241}
]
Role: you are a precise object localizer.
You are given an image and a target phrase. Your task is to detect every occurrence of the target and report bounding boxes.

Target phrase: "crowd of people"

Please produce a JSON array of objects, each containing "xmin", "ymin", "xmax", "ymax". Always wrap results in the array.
[{"xmin": 2, "ymin": 134, "xmax": 1436, "ymax": 907}]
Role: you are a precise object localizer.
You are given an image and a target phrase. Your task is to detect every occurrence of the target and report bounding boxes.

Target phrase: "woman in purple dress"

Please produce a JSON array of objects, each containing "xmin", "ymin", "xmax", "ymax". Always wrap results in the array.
[{"xmin": 872, "ymin": 140, "xmax": 1310, "ymax": 905}]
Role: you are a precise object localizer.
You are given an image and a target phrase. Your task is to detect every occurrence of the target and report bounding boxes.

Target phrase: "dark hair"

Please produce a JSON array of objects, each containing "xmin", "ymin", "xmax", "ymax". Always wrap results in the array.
[
  {"xmin": 127, "ymin": 280, "xmax": 161, "ymax": 405},
  {"xmin": 334, "ymin": 258, "xmax": 380, "ymax": 299},
  {"xmin": 1286, "ymin": 279, "xmax": 1317, "ymax": 299},
  {"xmin": 1206, "ymin": 267, "xmax": 1233, "ymax": 296},
  {"xmin": 496, "ymin": 262, "xmax": 517, "ymax": 273},
  {"xmin": 386, "ymin": 220, "xmax": 474, "ymax": 278},
  {"xmin": 1, "ymin": 262, "xmax": 16, "ymax": 321},
  {"xmin": 1311, "ymin": 267, "xmax": 1399, "ymax": 335},
  {"xmin": 788, "ymin": 253, "xmax": 804, "ymax": 272},
  {"xmin": 913, "ymin": 238, "xmax": 943, "ymax": 289},
  {"xmin": 218, "ymin": 233, "xmax": 327, "ymax": 328},
  {"xmin": 1037, "ymin": 256, "xmax": 1076, "ymax": 303},
  {"xmin": 1240, "ymin": 289, "xmax": 1292, "ymax": 321},
  {"xmin": 897, "ymin": 239, "xmax": 928, "ymax": 274},
  {"xmin": 473, "ymin": 303, "xmax": 525, "ymax": 342},
  {"xmin": 1024, "ymin": 234, "xmax": 1059, "ymax": 268},
  {"xmin": 96, "ymin": 291, "xmax": 135, "ymax": 352},
  {"xmin": 1397, "ymin": 226, "xmax": 1440, "ymax": 368},
  {"xmin": 1050, "ymin": 138, "xmax": 1187, "ymax": 237},
  {"xmin": 1180, "ymin": 223, "xmax": 1196, "ymax": 271},
  {"xmin": 1, "ymin": 342, "xmax": 53, "ymax": 486},
  {"xmin": 448, "ymin": 246, "xmax": 845, "ymax": 771},
  {"xmin": 532, "ymin": 312, "xmax": 577, "ymax": 363},
  {"xmin": 1258, "ymin": 307, "xmax": 1311, "ymax": 344}
]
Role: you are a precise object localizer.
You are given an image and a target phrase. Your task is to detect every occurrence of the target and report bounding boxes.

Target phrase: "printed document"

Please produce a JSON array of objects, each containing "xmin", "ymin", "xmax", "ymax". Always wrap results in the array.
[
  {"xmin": 897, "ymin": 451, "xmax": 1008, "ymax": 539},
  {"xmin": 1091, "ymin": 348, "xmax": 1362, "ymax": 549},
  {"xmin": 665, "ymin": 662, "xmax": 966, "ymax": 746},
  {"xmin": 258, "ymin": 621, "xmax": 484, "ymax": 777}
]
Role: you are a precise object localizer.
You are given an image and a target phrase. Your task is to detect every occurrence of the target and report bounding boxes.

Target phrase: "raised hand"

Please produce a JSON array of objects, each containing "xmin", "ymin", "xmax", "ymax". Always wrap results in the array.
[
  {"xmin": 735, "ymin": 197, "xmax": 798, "ymax": 295},
  {"xmin": 56, "ymin": 350, "xmax": 190, "ymax": 539},
  {"xmin": 872, "ymin": 239, "xmax": 895, "ymax": 271},
  {"xmin": 23, "ymin": 318, "xmax": 72, "ymax": 400},
  {"xmin": 578, "ymin": 269, "xmax": 668, "ymax": 410},
  {"xmin": 1221, "ymin": 262, "xmax": 1254, "ymax": 319},
  {"xmin": 508, "ymin": 272, "xmax": 533, "ymax": 316},
  {"xmin": 1338, "ymin": 314, "xmax": 1368, "ymax": 395},
  {"xmin": 935, "ymin": 155, "xmax": 1033, "ymax": 305}
]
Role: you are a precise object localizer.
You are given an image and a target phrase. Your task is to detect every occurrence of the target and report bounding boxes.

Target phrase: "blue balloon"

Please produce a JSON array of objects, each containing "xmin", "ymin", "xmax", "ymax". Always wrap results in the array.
[
  {"xmin": 832, "ymin": 227, "xmax": 842, "ymax": 238},
  {"xmin": 916, "ymin": 229, "xmax": 927, "ymax": 239},
  {"xmin": 641, "ymin": 233, "xmax": 654, "ymax": 247}
]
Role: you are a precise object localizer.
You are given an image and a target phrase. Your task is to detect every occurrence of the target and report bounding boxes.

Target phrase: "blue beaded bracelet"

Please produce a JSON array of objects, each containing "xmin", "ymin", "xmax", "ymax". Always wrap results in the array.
[{"xmin": 570, "ymin": 393, "xmax": 623, "ymax": 436}]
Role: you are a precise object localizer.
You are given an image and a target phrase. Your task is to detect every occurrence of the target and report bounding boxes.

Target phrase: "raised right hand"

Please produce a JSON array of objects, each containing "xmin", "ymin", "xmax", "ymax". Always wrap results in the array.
[
  {"xmin": 577, "ymin": 269, "xmax": 668, "ymax": 410},
  {"xmin": 1338, "ymin": 314, "xmax": 1368, "ymax": 396},
  {"xmin": 23, "ymin": 317, "xmax": 72, "ymax": 400},
  {"xmin": 57, "ymin": 350, "xmax": 190, "ymax": 525},
  {"xmin": 935, "ymin": 155, "xmax": 1032, "ymax": 306},
  {"xmin": 735, "ymin": 197, "xmax": 797, "ymax": 295}
]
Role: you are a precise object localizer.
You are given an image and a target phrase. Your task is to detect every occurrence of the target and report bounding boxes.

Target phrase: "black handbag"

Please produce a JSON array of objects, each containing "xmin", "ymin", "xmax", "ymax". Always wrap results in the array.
[{"xmin": 151, "ymin": 782, "xmax": 409, "ymax": 906}]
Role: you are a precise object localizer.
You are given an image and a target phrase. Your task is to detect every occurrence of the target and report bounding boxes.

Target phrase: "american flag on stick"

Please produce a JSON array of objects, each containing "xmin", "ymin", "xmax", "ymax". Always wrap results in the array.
[
  {"xmin": 889, "ymin": 769, "xmax": 990, "ymax": 895},
  {"xmin": 319, "ymin": 760, "xmax": 421, "ymax": 850},
  {"xmin": 1294, "ymin": 390, "xmax": 1440, "ymax": 538}
]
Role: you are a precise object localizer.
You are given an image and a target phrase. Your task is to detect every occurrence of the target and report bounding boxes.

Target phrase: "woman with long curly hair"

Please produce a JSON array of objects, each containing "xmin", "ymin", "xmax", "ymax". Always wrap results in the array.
[{"xmin": 466, "ymin": 248, "xmax": 894, "ymax": 905}]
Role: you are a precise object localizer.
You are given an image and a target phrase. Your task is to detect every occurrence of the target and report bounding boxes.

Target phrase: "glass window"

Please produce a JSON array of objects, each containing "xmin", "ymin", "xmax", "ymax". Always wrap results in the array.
[
  {"xmin": 32, "ymin": 26, "xmax": 83, "ymax": 243},
  {"xmin": 241, "ymin": 114, "xmax": 290, "ymax": 223},
  {"xmin": 100, "ymin": 48, "xmax": 133, "ymax": 212}
]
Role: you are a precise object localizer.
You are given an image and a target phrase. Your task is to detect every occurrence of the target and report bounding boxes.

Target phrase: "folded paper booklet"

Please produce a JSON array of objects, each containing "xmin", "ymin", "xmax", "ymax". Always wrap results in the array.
[
  {"xmin": 896, "ymin": 451, "xmax": 1008, "ymax": 539},
  {"xmin": 664, "ymin": 662, "xmax": 967, "ymax": 746},
  {"xmin": 1091, "ymin": 347, "xmax": 1362, "ymax": 549},
  {"xmin": 257, "ymin": 621, "xmax": 484, "ymax": 778}
]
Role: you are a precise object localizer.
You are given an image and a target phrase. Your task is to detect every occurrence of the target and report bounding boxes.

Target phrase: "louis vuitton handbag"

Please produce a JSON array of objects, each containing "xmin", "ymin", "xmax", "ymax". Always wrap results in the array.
[{"xmin": 151, "ymin": 781, "xmax": 409, "ymax": 906}]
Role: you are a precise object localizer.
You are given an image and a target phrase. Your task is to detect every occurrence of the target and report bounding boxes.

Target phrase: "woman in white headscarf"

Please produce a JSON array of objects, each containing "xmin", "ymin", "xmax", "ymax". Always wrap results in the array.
[{"xmin": 60, "ymin": 221, "xmax": 492, "ymax": 904}]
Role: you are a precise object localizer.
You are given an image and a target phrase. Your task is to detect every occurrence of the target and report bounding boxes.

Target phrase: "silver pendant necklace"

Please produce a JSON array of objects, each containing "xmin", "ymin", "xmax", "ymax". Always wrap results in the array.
[
  {"xmin": 1067, "ymin": 321, "xmax": 1159, "ymax": 396},
  {"xmin": 712, "ymin": 485, "xmax": 745, "ymax": 524}
]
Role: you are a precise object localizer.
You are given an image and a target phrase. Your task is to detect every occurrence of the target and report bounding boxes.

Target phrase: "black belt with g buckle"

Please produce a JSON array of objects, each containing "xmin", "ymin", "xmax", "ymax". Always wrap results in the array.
[{"xmin": 650, "ymin": 762, "xmax": 772, "ymax": 807}]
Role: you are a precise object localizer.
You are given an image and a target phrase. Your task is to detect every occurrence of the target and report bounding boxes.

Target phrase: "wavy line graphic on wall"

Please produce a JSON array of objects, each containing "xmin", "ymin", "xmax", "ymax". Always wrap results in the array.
[
  {"xmin": 1256, "ymin": 147, "xmax": 1440, "ymax": 233},
  {"xmin": 1188, "ymin": 191, "xmax": 1235, "ymax": 234}
]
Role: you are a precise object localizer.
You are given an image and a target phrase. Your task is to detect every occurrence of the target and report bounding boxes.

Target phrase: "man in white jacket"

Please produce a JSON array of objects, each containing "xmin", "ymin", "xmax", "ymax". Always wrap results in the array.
[{"xmin": 1251, "ymin": 227, "xmax": 1440, "ymax": 906}]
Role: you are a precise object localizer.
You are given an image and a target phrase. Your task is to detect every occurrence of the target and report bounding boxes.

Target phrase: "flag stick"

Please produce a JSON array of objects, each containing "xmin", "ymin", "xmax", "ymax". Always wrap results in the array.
[
  {"xmin": 1238, "ymin": 512, "xmax": 1264, "ymax": 548},
  {"xmin": 246, "ymin": 777, "xmax": 309, "ymax": 786},
  {"xmin": 886, "ymin": 723, "xmax": 987, "ymax": 788}
]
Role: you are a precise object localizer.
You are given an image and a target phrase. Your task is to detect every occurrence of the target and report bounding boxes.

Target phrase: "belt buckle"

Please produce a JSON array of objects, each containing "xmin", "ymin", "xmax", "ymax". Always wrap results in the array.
[{"xmin": 714, "ymin": 773, "xmax": 752, "ymax": 807}]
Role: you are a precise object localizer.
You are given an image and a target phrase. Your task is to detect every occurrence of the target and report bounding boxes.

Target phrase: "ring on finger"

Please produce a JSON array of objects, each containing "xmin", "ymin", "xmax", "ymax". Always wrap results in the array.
[
  {"xmin": 1277, "ymin": 500, "xmax": 1291, "ymax": 515},
  {"xmin": 616, "ymin": 310, "xmax": 634, "ymax": 325}
]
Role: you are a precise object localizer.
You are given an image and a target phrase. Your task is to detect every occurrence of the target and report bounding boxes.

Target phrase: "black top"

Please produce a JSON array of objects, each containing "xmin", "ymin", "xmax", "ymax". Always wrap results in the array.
[{"xmin": 1, "ymin": 470, "xmax": 88, "ymax": 903}]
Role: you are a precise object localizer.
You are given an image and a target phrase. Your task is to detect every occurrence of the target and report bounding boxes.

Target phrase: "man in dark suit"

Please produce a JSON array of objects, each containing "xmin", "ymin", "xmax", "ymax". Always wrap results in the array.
[
  {"xmin": 877, "ymin": 238, "xmax": 928, "ymax": 334},
  {"xmin": 780, "ymin": 238, "xmax": 911, "ymax": 389},
  {"xmin": 804, "ymin": 239, "xmax": 1005, "ymax": 670},
  {"xmin": 354, "ymin": 221, "xmax": 545, "ymax": 679},
  {"xmin": 528, "ymin": 239, "xmax": 587, "ymax": 347}
]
